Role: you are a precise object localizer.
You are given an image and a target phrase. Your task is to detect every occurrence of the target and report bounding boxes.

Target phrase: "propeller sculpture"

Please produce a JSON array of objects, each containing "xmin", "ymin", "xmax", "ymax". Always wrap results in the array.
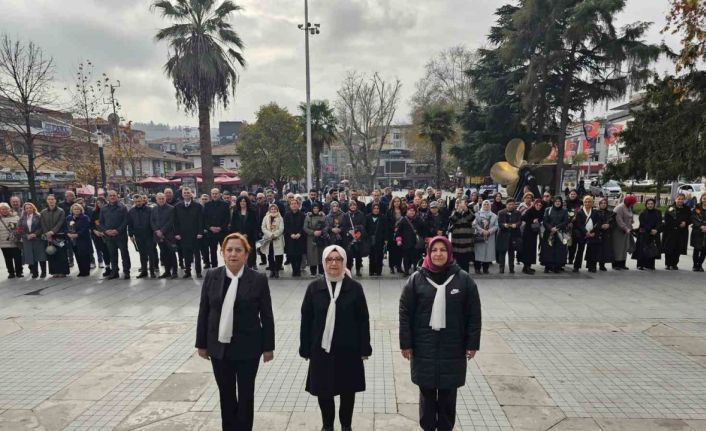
[{"xmin": 490, "ymin": 139, "xmax": 554, "ymax": 201}]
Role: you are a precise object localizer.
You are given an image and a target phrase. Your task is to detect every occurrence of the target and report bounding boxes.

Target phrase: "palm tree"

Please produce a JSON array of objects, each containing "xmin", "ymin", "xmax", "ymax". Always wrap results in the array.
[
  {"xmin": 419, "ymin": 104, "xmax": 456, "ymax": 188},
  {"xmin": 152, "ymin": 0, "xmax": 245, "ymax": 191},
  {"xmin": 299, "ymin": 100, "xmax": 337, "ymax": 191}
]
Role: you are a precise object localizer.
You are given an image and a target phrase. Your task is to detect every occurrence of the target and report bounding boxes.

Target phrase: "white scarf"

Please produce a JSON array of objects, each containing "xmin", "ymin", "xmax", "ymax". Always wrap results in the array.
[
  {"xmin": 218, "ymin": 265, "xmax": 245, "ymax": 343},
  {"xmin": 426, "ymin": 274, "xmax": 456, "ymax": 331},
  {"xmin": 583, "ymin": 207, "xmax": 593, "ymax": 232},
  {"xmin": 320, "ymin": 245, "xmax": 352, "ymax": 353}
]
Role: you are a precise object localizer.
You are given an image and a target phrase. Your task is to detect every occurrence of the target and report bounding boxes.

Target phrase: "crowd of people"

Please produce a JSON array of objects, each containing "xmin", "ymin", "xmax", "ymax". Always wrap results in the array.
[{"xmin": 1, "ymin": 185, "xmax": 705, "ymax": 280}]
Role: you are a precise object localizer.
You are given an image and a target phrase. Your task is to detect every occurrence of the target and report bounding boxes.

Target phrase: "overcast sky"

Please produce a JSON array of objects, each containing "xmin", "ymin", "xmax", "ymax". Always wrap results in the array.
[{"xmin": 0, "ymin": 0, "xmax": 680, "ymax": 128}]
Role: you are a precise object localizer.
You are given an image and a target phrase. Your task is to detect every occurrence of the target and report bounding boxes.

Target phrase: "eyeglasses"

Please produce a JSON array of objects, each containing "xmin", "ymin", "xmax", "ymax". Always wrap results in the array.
[{"xmin": 325, "ymin": 257, "xmax": 344, "ymax": 263}]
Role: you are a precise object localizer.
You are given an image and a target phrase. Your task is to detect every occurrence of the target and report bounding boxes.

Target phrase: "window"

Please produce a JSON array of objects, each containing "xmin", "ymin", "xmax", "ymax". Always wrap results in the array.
[
  {"xmin": 385, "ymin": 160, "xmax": 406, "ymax": 174},
  {"xmin": 219, "ymin": 157, "xmax": 225, "ymax": 167},
  {"xmin": 393, "ymin": 132, "xmax": 401, "ymax": 140},
  {"xmin": 12, "ymin": 141, "xmax": 25, "ymax": 155}
]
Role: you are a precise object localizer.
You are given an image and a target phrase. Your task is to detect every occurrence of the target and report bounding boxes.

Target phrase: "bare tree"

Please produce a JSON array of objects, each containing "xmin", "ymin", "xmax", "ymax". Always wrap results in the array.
[
  {"xmin": 0, "ymin": 34, "xmax": 55, "ymax": 201},
  {"xmin": 411, "ymin": 45, "xmax": 478, "ymax": 114},
  {"xmin": 336, "ymin": 71, "xmax": 401, "ymax": 188},
  {"xmin": 65, "ymin": 60, "xmax": 105, "ymax": 187}
]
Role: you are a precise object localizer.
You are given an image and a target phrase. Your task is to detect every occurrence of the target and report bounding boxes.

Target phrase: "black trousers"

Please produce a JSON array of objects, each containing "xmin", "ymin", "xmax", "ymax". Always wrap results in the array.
[
  {"xmin": 694, "ymin": 249, "xmax": 706, "ymax": 268},
  {"xmin": 134, "ymin": 234, "xmax": 159, "ymax": 272},
  {"xmin": 2, "ymin": 247, "xmax": 22, "ymax": 275},
  {"xmin": 473, "ymin": 261, "xmax": 490, "ymax": 272},
  {"xmin": 346, "ymin": 254, "xmax": 362, "ymax": 272},
  {"xmin": 47, "ymin": 246, "xmax": 70, "ymax": 275},
  {"xmin": 665, "ymin": 252, "xmax": 681, "ymax": 267},
  {"xmin": 199, "ymin": 237, "xmax": 211, "ymax": 267},
  {"xmin": 268, "ymin": 244, "xmax": 283, "ymax": 272},
  {"xmin": 289, "ymin": 254, "xmax": 303, "ymax": 276},
  {"xmin": 454, "ymin": 252, "xmax": 472, "ymax": 273},
  {"xmin": 212, "ymin": 357, "xmax": 260, "ymax": 431},
  {"xmin": 318, "ymin": 393, "xmax": 355, "ymax": 428},
  {"xmin": 568, "ymin": 241, "xmax": 578, "ymax": 264},
  {"xmin": 208, "ymin": 232, "xmax": 225, "ymax": 268},
  {"xmin": 388, "ymin": 243, "xmax": 403, "ymax": 269},
  {"xmin": 498, "ymin": 244, "xmax": 517, "ymax": 270},
  {"xmin": 182, "ymin": 243, "xmax": 202, "ymax": 274},
  {"xmin": 29, "ymin": 261, "xmax": 47, "ymax": 276},
  {"xmin": 573, "ymin": 242, "xmax": 586, "ymax": 269},
  {"xmin": 104, "ymin": 235, "xmax": 131, "ymax": 274},
  {"xmin": 403, "ymin": 248, "xmax": 420, "ymax": 273},
  {"xmin": 158, "ymin": 242, "xmax": 177, "ymax": 274},
  {"xmin": 369, "ymin": 243, "xmax": 385, "ymax": 275},
  {"xmin": 309, "ymin": 264, "xmax": 324, "ymax": 275},
  {"xmin": 72, "ymin": 245, "xmax": 91, "ymax": 276},
  {"xmin": 92, "ymin": 233, "xmax": 107, "ymax": 266},
  {"xmin": 419, "ymin": 387, "xmax": 457, "ymax": 431}
]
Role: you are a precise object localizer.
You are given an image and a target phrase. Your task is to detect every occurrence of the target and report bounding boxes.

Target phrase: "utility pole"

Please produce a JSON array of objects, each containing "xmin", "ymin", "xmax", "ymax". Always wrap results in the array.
[
  {"xmin": 104, "ymin": 80, "xmax": 121, "ymax": 191},
  {"xmin": 299, "ymin": 1, "xmax": 320, "ymax": 192}
]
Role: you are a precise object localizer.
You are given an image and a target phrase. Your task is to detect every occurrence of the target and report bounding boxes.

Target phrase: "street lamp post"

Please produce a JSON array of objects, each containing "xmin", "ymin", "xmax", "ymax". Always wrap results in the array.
[
  {"xmin": 97, "ymin": 132, "xmax": 107, "ymax": 192},
  {"xmin": 299, "ymin": 1, "xmax": 320, "ymax": 192}
]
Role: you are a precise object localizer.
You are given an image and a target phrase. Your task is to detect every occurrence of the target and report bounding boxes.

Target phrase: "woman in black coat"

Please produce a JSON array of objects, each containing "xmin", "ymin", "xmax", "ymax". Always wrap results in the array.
[
  {"xmin": 386, "ymin": 197, "xmax": 406, "ymax": 274},
  {"xmin": 300, "ymin": 245, "xmax": 372, "ymax": 431},
  {"xmin": 399, "ymin": 236, "xmax": 481, "ymax": 431},
  {"xmin": 663, "ymin": 193, "xmax": 692, "ymax": 270},
  {"xmin": 634, "ymin": 198, "xmax": 662, "ymax": 270},
  {"xmin": 691, "ymin": 194, "xmax": 706, "ymax": 272},
  {"xmin": 572, "ymin": 196, "xmax": 602, "ymax": 272},
  {"xmin": 365, "ymin": 203, "xmax": 388, "ymax": 276},
  {"xmin": 594, "ymin": 198, "xmax": 615, "ymax": 271},
  {"xmin": 541, "ymin": 196, "xmax": 569, "ymax": 273},
  {"xmin": 283, "ymin": 199, "xmax": 307, "ymax": 276},
  {"xmin": 344, "ymin": 201, "xmax": 367, "ymax": 277},
  {"xmin": 520, "ymin": 199, "xmax": 544, "ymax": 274},
  {"xmin": 66, "ymin": 204, "xmax": 92, "ymax": 277},
  {"xmin": 395, "ymin": 206, "xmax": 425, "ymax": 276},
  {"xmin": 196, "ymin": 233, "xmax": 275, "ymax": 431},
  {"xmin": 229, "ymin": 196, "xmax": 258, "ymax": 269}
]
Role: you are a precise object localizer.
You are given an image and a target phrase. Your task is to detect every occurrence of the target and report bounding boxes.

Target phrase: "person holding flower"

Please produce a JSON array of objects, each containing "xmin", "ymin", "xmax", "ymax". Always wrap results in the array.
[
  {"xmin": 0, "ymin": 202, "xmax": 22, "ymax": 278},
  {"xmin": 67, "ymin": 204, "xmax": 92, "ymax": 277}
]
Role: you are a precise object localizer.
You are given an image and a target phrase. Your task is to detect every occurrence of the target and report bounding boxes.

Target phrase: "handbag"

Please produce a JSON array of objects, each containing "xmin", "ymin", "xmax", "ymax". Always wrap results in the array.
[
  {"xmin": 644, "ymin": 240, "xmax": 660, "ymax": 259},
  {"xmin": 405, "ymin": 218, "xmax": 425, "ymax": 249}
]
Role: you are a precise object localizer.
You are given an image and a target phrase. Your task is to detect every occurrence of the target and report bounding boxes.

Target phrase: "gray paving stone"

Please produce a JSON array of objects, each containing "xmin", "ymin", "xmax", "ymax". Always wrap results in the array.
[
  {"xmin": 115, "ymin": 401, "xmax": 193, "ymax": 430},
  {"xmin": 32, "ymin": 401, "xmax": 92, "ymax": 431},
  {"xmin": 650, "ymin": 336, "xmax": 706, "ymax": 356},
  {"xmin": 595, "ymin": 418, "xmax": 693, "ymax": 431},
  {"xmin": 501, "ymin": 405, "xmax": 565, "ymax": 431},
  {"xmin": 145, "ymin": 373, "xmax": 212, "ymax": 402},
  {"xmin": 486, "ymin": 376, "xmax": 555, "ymax": 407},
  {"xmin": 52, "ymin": 371, "xmax": 130, "ymax": 401},
  {"xmin": 475, "ymin": 353, "xmax": 533, "ymax": 376},
  {"xmin": 549, "ymin": 418, "xmax": 603, "ymax": 431}
]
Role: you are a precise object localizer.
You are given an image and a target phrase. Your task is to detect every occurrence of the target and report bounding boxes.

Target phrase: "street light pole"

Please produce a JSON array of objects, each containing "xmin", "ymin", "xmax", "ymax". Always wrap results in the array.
[
  {"xmin": 299, "ymin": 2, "xmax": 319, "ymax": 192},
  {"xmin": 97, "ymin": 132, "xmax": 107, "ymax": 193}
]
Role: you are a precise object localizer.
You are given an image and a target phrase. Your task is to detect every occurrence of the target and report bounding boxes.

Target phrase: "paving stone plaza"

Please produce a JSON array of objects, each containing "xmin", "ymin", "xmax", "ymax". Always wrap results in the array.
[{"xmin": 1, "ymin": 250, "xmax": 705, "ymax": 431}]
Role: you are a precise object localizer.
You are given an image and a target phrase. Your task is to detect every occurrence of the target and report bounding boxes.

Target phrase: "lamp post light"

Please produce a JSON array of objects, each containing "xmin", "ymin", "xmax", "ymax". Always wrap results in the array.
[
  {"xmin": 96, "ymin": 131, "xmax": 107, "ymax": 192},
  {"xmin": 299, "ymin": 1, "xmax": 320, "ymax": 192}
]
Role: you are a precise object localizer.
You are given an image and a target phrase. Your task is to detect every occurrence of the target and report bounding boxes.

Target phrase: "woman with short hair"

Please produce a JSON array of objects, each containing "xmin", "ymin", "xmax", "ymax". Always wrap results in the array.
[
  {"xmin": 261, "ymin": 203, "xmax": 285, "ymax": 278},
  {"xmin": 0, "ymin": 202, "xmax": 22, "ymax": 278},
  {"xmin": 472, "ymin": 200, "xmax": 498, "ymax": 274},
  {"xmin": 663, "ymin": 193, "xmax": 692, "ymax": 270},
  {"xmin": 66, "ymin": 203, "xmax": 92, "ymax": 277},
  {"xmin": 399, "ymin": 236, "xmax": 481, "ymax": 431},
  {"xmin": 196, "ymin": 233, "xmax": 275, "ymax": 431},
  {"xmin": 300, "ymin": 245, "xmax": 372, "ymax": 431},
  {"xmin": 19, "ymin": 202, "xmax": 46, "ymax": 278}
]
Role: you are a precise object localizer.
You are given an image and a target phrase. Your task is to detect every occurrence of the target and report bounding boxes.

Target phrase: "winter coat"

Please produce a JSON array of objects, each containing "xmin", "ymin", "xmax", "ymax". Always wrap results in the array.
[
  {"xmin": 364, "ymin": 213, "xmax": 389, "ymax": 248},
  {"xmin": 396, "ymin": 216, "xmax": 425, "ymax": 251},
  {"xmin": 127, "ymin": 205, "xmax": 153, "ymax": 237},
  {"xmin": 595, "ymin": 209, "xmax": 615, "ymax": 264},
  {"xmin": 284, "ymin": 210, "xmax": 307, "ymax": 256},
  {"xmin": 0, "ymin": 213, "xmax": 19, "ymax": 248},
  {"xmin": 574, "ymin": 207, "xmax": 603, "ymax": 263},
  {"xmin": 299, "ymin": 276, "xmax": 372, "ymax": 396},
  {"xmin": 324, "ymin": 210, "xmax": 352, "ymax": 248},
  {"xmin": 448, "ymin": 210, "xmax": 474, "ymax": 255},
  {"xmin": 174, "ymin": 201, "xmax": 204, "ymax": 248},
  {"xmin": 66, "ymin": 214, "xmax": 92, "ymax": 257},
  {"xmin": 425, "ymin": 212, "xmax": 447, "ymax": 238},
  {"xmin": 520, "ymin": 207, "xmax": 543, "ymax": 265},
  {"xmin": 151, "ymin": 204, "xmax": 175, "ymax": 237},
  {"xmin": 473, "ymin": 212, "xmax": 498, "ymax": 263},
  {"xmin": 612, "ymin": 203, "xmax": 634, "ymax": 261},
  {"xmin": 303, "ymin": 212, "xmax": 327, "ymax": 266},
  {"xmin": 39, "ymin": 206, "xmax": 65, "ymax": 237},
  {"xmin": 229, "ymin": 209, "xmax": 258, "ymax": 245},
  {"xmin": 19, "ymin": 213, "xmax": 45, "ymax": 264},
  {"xmin": 496, "ymin": 209, "xmax": 522, "ymax": 253},
  {"xmin": 663, "ymin": 204, "xmax": 691, "ymax": 256},
  {"xmin": 261, "ymin": 213, "xmax": 285, "ymax": 256},
  {"xmin": 203, "ymin": 199, "xmax": 230, "ymax": 237},
  {"xmin": 691, "ymin": 205, "xmax": 706, "ymax": 250},
  {"xmin": 541, "ymin": 206, "xmax": 569, "ymax": 266},
  {"xmin": 399, "ymin": 265, "xmax": 481, "ymax": 389},
  {"xmin": 633, "ymin": 208, "xmax": 662, "ymax": 262}
]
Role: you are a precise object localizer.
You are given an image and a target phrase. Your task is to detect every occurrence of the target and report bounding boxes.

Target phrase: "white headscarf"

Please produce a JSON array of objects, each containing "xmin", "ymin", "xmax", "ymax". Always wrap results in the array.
[
  {"xmin": 218, "ymin": 264, "xmax": 245, "ymax": 343},
  {"xmin": 320, "ymin": 245, "xmax": 352, "ymax": 353}
]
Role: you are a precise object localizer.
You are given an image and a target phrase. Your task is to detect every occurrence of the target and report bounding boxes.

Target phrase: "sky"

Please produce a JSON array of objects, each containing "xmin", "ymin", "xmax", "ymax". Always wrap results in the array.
[{"xmin": 0, "ymin": 0, "xmax": 681, "ymax": 128}]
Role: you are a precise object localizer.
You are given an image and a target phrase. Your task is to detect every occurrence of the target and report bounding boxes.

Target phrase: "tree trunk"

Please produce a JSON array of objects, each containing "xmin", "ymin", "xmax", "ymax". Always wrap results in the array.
[
  {"xmin": 554, "ymin": 45, "xmax": 577, "ymax": 195},
  {"xmin": 25, "ymin": 117, "xmax": 37, "ymax": 203},
  {"xmin": 198, "ymin": 97, "xmax": 214, "ymax": 194},
  {"xmin": 313, "ymin": 144, "xmax": 321, "ymax": 191},
  {"xmin": 434, "ymin": 138, "xmax": 443, "ymax": 189}
]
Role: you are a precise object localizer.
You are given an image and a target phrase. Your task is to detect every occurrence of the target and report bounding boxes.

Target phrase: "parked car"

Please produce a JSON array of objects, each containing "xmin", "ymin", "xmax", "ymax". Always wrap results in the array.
[
  {"xmin": 590, "ymin": 180, "xmax": 622, "ymax": 197},
  {"xmin": 677, "ymin": 183, "xmax": 705, "ymax": 203}
]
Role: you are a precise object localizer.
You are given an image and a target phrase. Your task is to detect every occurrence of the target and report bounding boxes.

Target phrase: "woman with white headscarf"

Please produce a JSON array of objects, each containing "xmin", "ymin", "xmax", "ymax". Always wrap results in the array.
[
  {"xmin": 399, "ymin": 236, "xmax": 482, "ymax": 431},
  {"xmin": 299, "ymin": 245, "xmax": 372, "ymax": 431}
]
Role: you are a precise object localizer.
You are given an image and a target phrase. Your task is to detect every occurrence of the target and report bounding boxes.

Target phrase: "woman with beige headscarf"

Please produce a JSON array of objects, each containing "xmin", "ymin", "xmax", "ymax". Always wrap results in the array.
[{"xmin": 300, "ymin": 245, "xmax": 372, "ymax": 431}]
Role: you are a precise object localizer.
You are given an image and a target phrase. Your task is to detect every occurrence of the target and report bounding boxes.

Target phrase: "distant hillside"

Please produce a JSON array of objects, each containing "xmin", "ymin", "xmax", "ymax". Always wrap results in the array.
[{"xmin": 132, "ymin": 122, "xmax": 218, "ymax": 141}]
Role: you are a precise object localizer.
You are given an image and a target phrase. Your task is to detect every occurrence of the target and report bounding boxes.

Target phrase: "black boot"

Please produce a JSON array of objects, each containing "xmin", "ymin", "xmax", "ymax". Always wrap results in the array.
[
  {"xmin": 509, "ymin": 264, "xmax": 515, "ymax": 274},
  {"xmin": 499, "ymin": 264, "xmax": 504, "ymax": 274},
  {"xmin": 149, "ymin": 270, "xmax": 157, "ymax": 279},
  {"xmin": 136, "ymin": 271, "xmax": 148, "ymax": 279}
]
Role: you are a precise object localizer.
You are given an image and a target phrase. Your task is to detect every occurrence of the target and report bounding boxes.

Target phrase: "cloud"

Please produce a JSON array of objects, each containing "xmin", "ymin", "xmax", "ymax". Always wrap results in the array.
[{"xmin": 0, "ymin": 0, "xmax": 681, "ymax": 129}]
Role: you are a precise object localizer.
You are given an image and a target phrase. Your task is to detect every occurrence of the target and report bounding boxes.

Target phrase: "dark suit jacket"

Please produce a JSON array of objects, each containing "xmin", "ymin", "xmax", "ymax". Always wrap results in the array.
[{"xmin": 196, "ymin": 266, "xmax": 275, "ymax": 360}]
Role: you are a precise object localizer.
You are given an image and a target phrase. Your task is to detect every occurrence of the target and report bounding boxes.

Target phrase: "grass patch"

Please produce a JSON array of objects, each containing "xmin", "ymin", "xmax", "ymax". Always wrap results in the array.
[{"xmin": 632, "ymin": 203, "xmax": 669, "ymax": 215}]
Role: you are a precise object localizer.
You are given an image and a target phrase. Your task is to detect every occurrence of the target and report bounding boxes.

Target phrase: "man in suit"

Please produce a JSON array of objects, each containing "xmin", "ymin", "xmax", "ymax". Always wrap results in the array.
[
  {"xmin": 196, "ymin": 232, "xmax": 275, "ymax": 431},
  {"xmin": 203, "ymin": 188, "xmax": 231, "ymax": 268},
  {"xmin": 128, "ymin": 194, "xmax": 158, "ymax": 279},
  {"xmin": 99, "ymin": 190, "xmax": 131, "ymax": 280},
  {"xmin": 151, "ymin": 192, "xmax": 178, "ymax": 279},
  {"xmin": 301, "ymin": 189, "xmax": 321, "ymax": 214},
  {"xmin": 174, "ymin": 187, "xmax": 204, "ymax": 278}
]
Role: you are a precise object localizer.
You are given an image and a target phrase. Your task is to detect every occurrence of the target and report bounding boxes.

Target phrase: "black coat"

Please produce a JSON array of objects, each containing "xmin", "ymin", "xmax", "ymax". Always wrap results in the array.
[
  {"xmin": 203, "ymin": 200, "xmax": 230, "ymax": 232},
  {"xmin": 496, "ymin": 209, "xmax": 522, "ymax": 253},
  {"xmin": 634, "ymin": 208, "xmax": 662, "ymax": 262},
  {"xmin": 399, "ymin": 265, "xmax": 481, "ymax": 389},
  {"xmin": 174, "ymin": 201, "xmax": 204, "ymax": 248},
  {"xmin": 127, "ymin": 205, "xmax": 153, "ymax": 237},
  {"xmin": 196, "ymin": 266, "xmax": 275, "ymax": 360},
  {"xmin": 396, "ymin": 216, "xmax": 424, "ymax": 250},
  {"xmin": 541, "ymin": 206, "xmax": 569, "ymax": 266},
  {"xmin": 520, "ymin": 207, "xmax": 543, "ymax": 265},
  {"xmin": 365, "ymin": 213, "xmax": 389, "ymax": 247},
  {"xmin": 691, "ymin": 205, "xmax": 706, "ymax": 250},
  {"xmin": 299, "ymin": 276, "xmax": 372, "ymax": 396},
  {"xmin": 663, "ymin": 205, "xmax": 691, "ymax": 255},
  {"xmin": 284, "ymin": 210, "xmax": 307, "ymax": 256},
  {"xmin": 594, "ymin": 209, "xmax": 615, "ymax": 264},
  {"xmin": 67, "ymin": 214, "xmax": 92, "ymax": 257},
  {"xmin": 229, "ymin": 209, "xmax": 258, "ymax": 244}
]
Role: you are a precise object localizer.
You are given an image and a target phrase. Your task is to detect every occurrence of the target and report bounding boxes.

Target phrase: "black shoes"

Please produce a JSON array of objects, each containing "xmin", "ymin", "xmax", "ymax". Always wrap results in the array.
[
  {"xmin": 499, "ymin": 265, "xmax": 505, "ymax": 274},
  {"xmin": 196, "ymin": 273, "xmax": 203, "ymax": 279},
  {"xmin": 107, "ymin": 272, "xmax": 120, "ymax": 280},
  {"xmin": 136, "ymin": 272, "xmax": 148, "ymax": 279},
  {"xmin": 102, "ymin": 269, "xmax": 112, "ymax": 277},
  {"xmin": 123, "ymin": 273, "xmax": 130, "ymax": 280},
  {"xmin": 149, "ymin": 271, "xmax": 157, "ymax": 279},
  {"xmin": 158, "ymin": 272, "xmax": 171, "ymax": 279},
  {"xmin": 183, "ymin": 272, "xmax": 192, "ymax": 279}
]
